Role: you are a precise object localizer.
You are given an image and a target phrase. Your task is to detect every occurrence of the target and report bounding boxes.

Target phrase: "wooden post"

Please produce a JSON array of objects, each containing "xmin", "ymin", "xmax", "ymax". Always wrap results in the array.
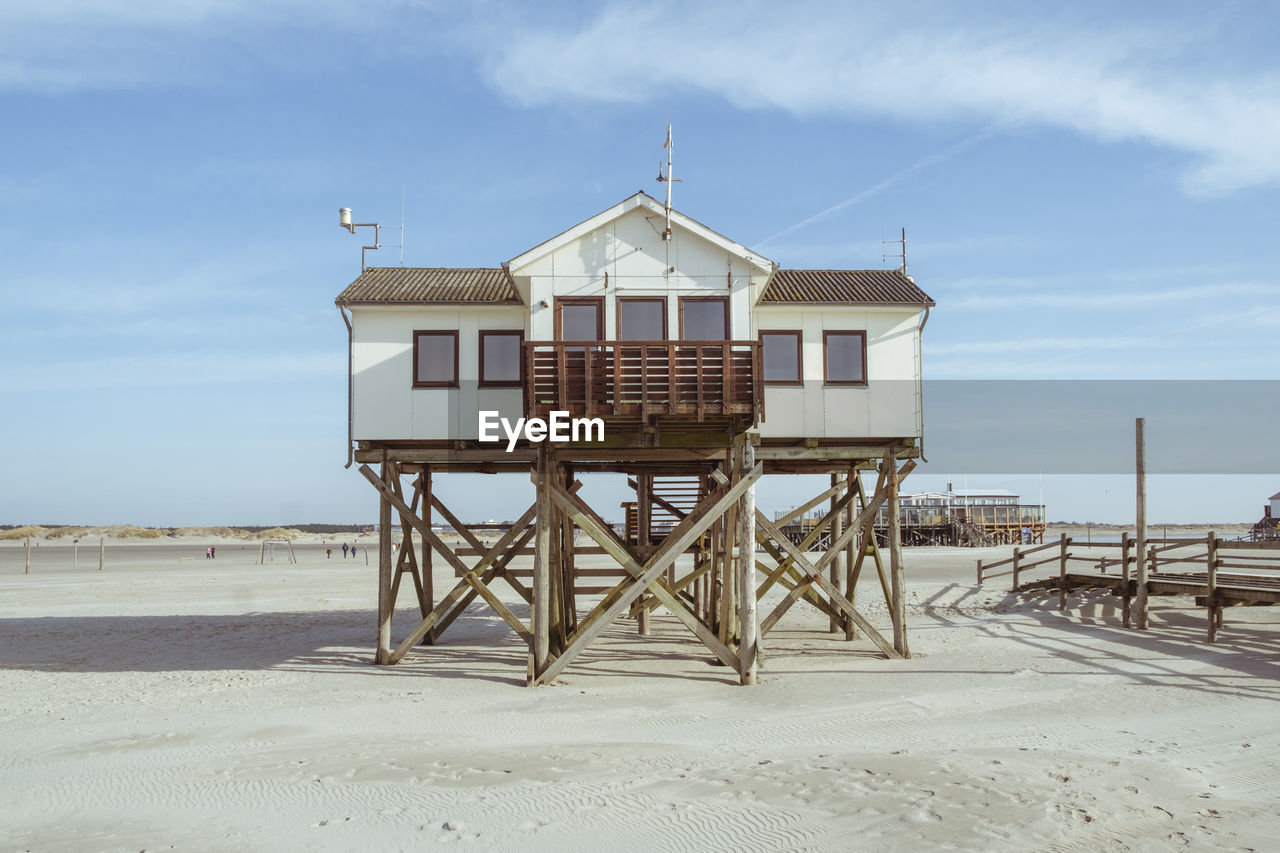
[
  {"xmin": 561, "ymin": 465, "xmax": 577, "ymax": 634},
  {"xmin": 1206, "ymin": 530, "xmax": 1219, "ymax": 643},
  {"xmin": 423, "ymin": 468, "xmax": 434, "ymax": 637},
  {"xmin": 828, "ymin": 472, "xmax": 844, "ymax": 633},
  {"xmin": 636, "ymin": 472, "xmax": 652, "ymax": 636},
  {"xmin": 1058, "ymin": 535, "xmax": 1069, "ymax": 611},
  {"xmin": 887, "ymin": 450, "xmax": 908, "ymax": 658},
  {"xmin": 1135, "ymin": 417, "xmax": 1149, "ymax": 630},
  {"xmin": 376, "ymin": 462, "xmax": 394, "ymax": 664},
  {"xmin": 1118, "ymin": 531, "xmax": 1130, "ymax": 627},
  {"xmin": 1011, "ymin": 547, "xmax": 1022, "ymax": 591},
  {"xmin": 532, "ymin": 446, "xmax": 551, "ymax": 679},
  {"xmin": 25, "ymin": 537, "xmax": 30, "ymax": 574},
  {"xmin": 976, "ymin": 559, "xmax": 983, "ymax": 584},
  {"xmin": 844, "ymin": 464, "xmax": 857, "ymax": 640},
  {"xmin": 99, "ymin": 537, "xmax": 104, "ymax": 571},
  {"xmin": 738, "ymin": 442, "xmax": 759, "ymax": 685}
]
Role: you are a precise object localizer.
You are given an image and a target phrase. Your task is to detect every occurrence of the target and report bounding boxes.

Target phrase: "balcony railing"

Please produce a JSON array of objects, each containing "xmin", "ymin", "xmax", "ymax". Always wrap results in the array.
[{"xmin": 523, "ymin": 340, "xmax": 762, "ymax": 421}]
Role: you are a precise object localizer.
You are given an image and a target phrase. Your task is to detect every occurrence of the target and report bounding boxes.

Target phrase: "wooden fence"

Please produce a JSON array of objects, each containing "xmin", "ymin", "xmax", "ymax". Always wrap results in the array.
[{"xmin": 977, "ymin": 534, "xmax": 1280, "ymax": 641}]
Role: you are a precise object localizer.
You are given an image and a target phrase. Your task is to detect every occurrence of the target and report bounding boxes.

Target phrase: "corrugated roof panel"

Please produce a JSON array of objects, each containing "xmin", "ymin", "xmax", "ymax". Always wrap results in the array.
[
  {"xmin": 760, "ymin": 269, "xmax": 934, "ymax": 306},
  {"xmin": 335, "ymin": 268, "xmax": 521, "ymax": 305}
]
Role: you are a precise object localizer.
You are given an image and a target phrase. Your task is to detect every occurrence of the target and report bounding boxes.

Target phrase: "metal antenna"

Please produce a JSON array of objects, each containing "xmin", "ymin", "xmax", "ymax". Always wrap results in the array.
[
  {"xmin": 882, "ymin": 225, "xmax": 908, "ymax": 274},
  {"xmin": 338, "ymin": 204, "xmax": 404, "ymax": 272},
  {"xmin": 656, "ymin": 122, "xmax": 681, "ymax": 241}
]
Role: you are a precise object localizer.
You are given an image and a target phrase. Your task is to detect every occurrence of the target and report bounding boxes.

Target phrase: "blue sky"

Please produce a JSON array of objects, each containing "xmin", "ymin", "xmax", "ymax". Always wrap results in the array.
[{"xmin": 2, "ymin": 1, "xmax": 1277, "ymax": 526}]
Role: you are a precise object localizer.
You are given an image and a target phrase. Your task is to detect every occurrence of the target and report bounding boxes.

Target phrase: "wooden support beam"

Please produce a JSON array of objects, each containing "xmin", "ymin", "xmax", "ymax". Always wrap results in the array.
[
  {"xmin": 376, "ymin": 462, "xmax": 395, "ymax": 664},
  {"xmin": 738, "ymin": 442, "xmax": 759, "ymax": 685},
  {"xmin": 547, "ymin": 479, "xmax": 743, "ymax": 672},
  {"xmin": 844, "ymin": 463, "xmax": 857, "ymax": 640},
  {"xmin": 358, "ymin": 463, "xmax": 542, "ymax": 662},
  {"xmin": 534, "ymin": 462, "xmax": 763, "ymax": 685},
  {"xmin": 636, "ymin": 473, "xmax": 652, "ymax": 636},
  {"xmin": 829, "ymin": 471, "xmax": 845, "ymax": 633},
  {"xmin": 754, "ymin": 509, "xmax": 902, "ymax": 660},
  {"xmin": 886, "ymin": 448, "xmax": 908, "ymax": 658},
  {"xmin": 533, "ymin": 446, "xmax": 552, "ymax": 678}
]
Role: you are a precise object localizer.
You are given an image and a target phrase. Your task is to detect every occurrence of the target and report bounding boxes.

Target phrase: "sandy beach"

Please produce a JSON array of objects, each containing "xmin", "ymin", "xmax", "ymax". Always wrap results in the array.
[{"xmin": 2, "ymin": 540, "xmax": 1278, "ymax": 851}]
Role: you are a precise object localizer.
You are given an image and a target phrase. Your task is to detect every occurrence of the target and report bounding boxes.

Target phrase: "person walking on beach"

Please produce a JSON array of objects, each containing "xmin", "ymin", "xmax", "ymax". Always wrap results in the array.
[
  {"xmin": 326, "ymin": 547, "xmax": 332, "ymax": 559},
  {"xmin": 342, "ymin": 543, "xmax": 349, "ymax": 559},
  {"xmin": 211, "ymin": 546, "xmax": 215, "ymax": 559},
  {"xmin": 205, "ymin": 547, "xmax": 211, "ymax": 559}
]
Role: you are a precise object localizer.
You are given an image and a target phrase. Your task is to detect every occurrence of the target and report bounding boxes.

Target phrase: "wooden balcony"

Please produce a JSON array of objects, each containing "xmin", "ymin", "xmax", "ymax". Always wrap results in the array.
[{"xmin": 523, "ymin": 340, "xmax": 762, "ymax": 422}]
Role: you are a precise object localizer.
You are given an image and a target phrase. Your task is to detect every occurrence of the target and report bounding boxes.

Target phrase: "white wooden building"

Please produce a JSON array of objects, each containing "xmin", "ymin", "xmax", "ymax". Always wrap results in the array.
[
  {"xmin": 336, "ymin": 191, "xmax": 932, "ymax": 452},
  {"xmin": 335, "ymin": 190, "xmax": 934, "ymax": 683}
]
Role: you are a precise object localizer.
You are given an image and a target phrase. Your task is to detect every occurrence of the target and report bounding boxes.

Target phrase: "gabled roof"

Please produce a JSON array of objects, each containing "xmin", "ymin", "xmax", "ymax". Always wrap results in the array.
[
  {"xmin": 1270, "ymin": 491, "xmax": 1280, "ymax": 501},
  {"xmin": 335, "ymin": 268, "xmax": 521, "ymax": 305},
  {"xmin": 760, "ymin": 269, "xmax": 934, "ymax": 307},
  {"xmin": 505, "ymin": 191, "xmax": 775, "ymax": 275}
]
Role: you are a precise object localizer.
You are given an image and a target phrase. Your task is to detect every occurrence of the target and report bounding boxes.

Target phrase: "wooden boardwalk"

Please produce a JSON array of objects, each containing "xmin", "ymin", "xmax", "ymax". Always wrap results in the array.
[{"xmin": 977, "ymin": 534, "xmax": 1280, "ymax": 642}]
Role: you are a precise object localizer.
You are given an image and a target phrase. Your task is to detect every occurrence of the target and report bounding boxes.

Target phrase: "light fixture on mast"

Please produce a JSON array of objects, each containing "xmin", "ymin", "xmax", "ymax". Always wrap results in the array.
[{"xmin": 338, "ymin": 206, "xmax": 404, "ymax": 271}]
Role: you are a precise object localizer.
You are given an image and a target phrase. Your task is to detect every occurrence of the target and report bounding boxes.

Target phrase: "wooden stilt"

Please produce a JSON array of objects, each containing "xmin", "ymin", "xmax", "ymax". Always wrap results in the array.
[
  {"xmin": 561, "ymin": 464, "xmax": 578, "ymax": 634},
  {"xmin": 98, "ymin": 537, "xmax": 104, "ymax": 572},
  {"xmin": 828, "ymin": 472, "xmax": 844, "ymax": 633},
  {"xmin": 887, "ymin": 449, "xmax": 909, "ymax": 658},
  {"xmin": 844, "ymin": 464, "xmax": 857, "ymax": 640},
  {"xmin": 532, "ymin": 446, "xmax": 551, "ymax": 680},
  {"xmin": 376, "ymin": 462, "xmax": 395, "ymax": 665},
  {"xmin": 25, "ymin": 537, "xmax": 30, "ymax": 575},
  {"xmin": 738, "ymin": 442, "xmax": 759, "ymax": 685},
  {"xmin": 422, "ymin": 468, "xmax": 435, "ymax": 637},
  {"xmin": 636, "ymin": 472, "xmax": 652, "ymax": 636}
]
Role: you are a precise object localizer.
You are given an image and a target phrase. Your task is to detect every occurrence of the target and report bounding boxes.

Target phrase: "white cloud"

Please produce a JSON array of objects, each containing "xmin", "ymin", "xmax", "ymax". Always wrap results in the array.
[
  {"xmin": 0, "ymin": 350, "xmax": 344, "ymax": 392},
  {"xmin": 481, "ymin": 2, "xmax": 1280, "ymax": 195}
]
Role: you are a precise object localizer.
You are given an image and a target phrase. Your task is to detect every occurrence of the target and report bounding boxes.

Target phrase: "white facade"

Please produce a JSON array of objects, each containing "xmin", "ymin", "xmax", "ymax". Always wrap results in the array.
[
  {"xmin": 754, "ymin": 304, "xmax": 922, "ymax": 440},
  {"xmin": 350, "ymin": 305, "xmax": 524, "ymax": 441},
  {"xmin": 342, "ymin": 193, "xmax": 929, "ymax": 444}
]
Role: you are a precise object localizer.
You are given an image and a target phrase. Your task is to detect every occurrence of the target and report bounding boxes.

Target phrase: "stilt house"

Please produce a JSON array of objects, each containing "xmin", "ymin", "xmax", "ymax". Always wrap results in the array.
[{"xmin": 336, "ymin": 190, "xmax": 934, "ymax": 685}]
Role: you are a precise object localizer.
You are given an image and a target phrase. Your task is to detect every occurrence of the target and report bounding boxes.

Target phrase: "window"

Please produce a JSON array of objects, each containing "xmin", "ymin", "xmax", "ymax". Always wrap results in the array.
[
  {"xmin": 679, "ymin": 296, "xmax": 728, "ymax": 339},
  {"xmin": 617, "ymin": 297, "xmax": 667, "ymax": 339},
  {"xmin": 823, "ymin": 330, "xmax": 867, "ymax": 385},
  {"xmin": 413, "ymin": 330, "xmax": 458, "ymax": 388},
  {"xmin": 479, "ymin": 330, "xmax": 523, "ymax": 387},
  {"xmin": 760, "ymin": 330, "xmax": 803, "ymax": 385},
  {"xmin": 555, "ymin": 297, "xmax": 604, "ymax": 341}
]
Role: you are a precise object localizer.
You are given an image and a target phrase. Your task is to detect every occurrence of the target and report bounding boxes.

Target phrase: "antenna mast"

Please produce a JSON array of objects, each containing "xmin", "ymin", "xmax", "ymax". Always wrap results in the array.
[
  {"xmin": 656, "ymin": 123, "xmax": 680, "ymax": 241},
  {"xmin": 882, "ymin": 226, "xmax": 908, "ymax": 274}
]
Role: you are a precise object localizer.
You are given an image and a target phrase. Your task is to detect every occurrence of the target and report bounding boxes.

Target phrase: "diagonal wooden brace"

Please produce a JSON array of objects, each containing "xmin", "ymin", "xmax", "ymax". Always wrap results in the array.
[
  {"xmin": 534, "ymin": 463, "xmax": 763, "ymax": 684},
  {"xmin": 549, "ymin": 481, "xmax": 740, "ymax": 670}
]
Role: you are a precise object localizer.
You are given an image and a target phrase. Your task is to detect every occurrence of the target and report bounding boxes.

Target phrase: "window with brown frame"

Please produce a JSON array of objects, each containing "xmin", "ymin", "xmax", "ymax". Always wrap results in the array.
[
  {"xmin": 678, "ymin": 296, "xmax": 728, "ymax": 339},
  {"xmin": 760, "ymin": 330, "xmax": 803, "ymax": 385},
  {"xmin": 554, "ymin": 296, "xmax": 604, "ymax": 341},
  {"xmin": 413, "ymin": 330, "xmax": 458, "ymax": 388},
  {"xmin": 617, "ymin": 297, "xmax": 667, "ymax": 340},
  {"xmin": 478, "ymin": 330, "xmax": 523, "ymax": 387},
  {"xmin": 823, "ymin": 330, "xmax": 867, "ymax": 386}
]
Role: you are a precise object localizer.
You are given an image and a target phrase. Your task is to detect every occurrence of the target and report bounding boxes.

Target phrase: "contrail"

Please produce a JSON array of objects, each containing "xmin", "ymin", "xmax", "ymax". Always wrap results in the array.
[{"xmin": 756, "ymin": 127, "xmax": 999, "ymax": 247}]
